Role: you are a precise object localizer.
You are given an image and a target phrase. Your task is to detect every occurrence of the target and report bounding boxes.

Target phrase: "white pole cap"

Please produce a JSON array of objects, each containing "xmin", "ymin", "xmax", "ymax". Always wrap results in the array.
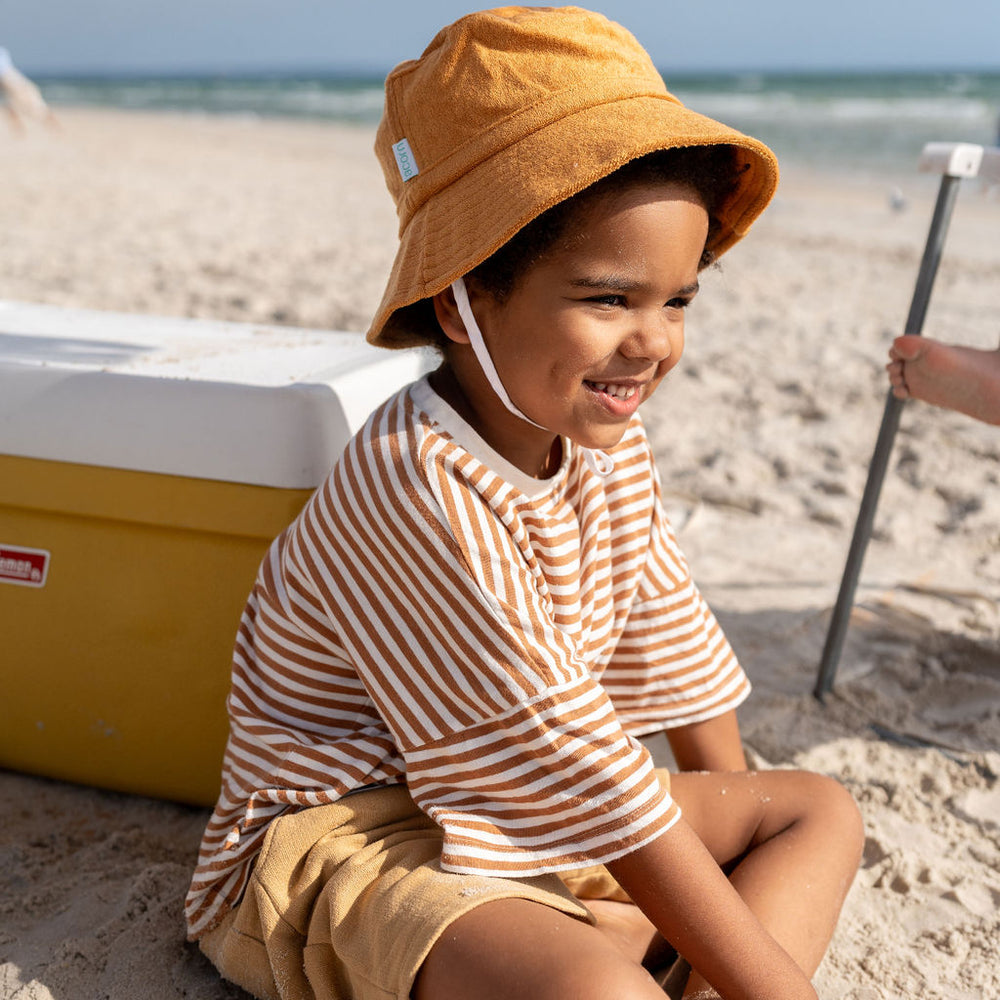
[{"xmin": 917, "ymin": 142, "xmax": 985, "ymax": 178}]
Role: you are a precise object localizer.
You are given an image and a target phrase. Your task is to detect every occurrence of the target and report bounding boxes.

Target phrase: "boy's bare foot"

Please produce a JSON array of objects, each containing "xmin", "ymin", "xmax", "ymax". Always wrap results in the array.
[{"xmin": 887, "ymin": 335, "xmax": 1000, "ymax": 425}]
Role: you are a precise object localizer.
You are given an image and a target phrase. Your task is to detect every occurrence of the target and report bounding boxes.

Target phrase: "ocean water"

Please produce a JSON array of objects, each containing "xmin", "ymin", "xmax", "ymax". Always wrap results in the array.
[
  {"xmin": 674, "ymin": 71, "xmax": 1000, "ymax": 179},
  {"xmin": 36, "ymin": 70, "xmax": 1000, "ymax": 178}
]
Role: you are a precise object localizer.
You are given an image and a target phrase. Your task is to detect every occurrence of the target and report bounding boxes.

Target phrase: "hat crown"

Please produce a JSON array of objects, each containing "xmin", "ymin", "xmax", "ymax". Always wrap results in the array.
[{"xmin": 375, "ymin": 6, "xmax": 671, "ymax": 229}]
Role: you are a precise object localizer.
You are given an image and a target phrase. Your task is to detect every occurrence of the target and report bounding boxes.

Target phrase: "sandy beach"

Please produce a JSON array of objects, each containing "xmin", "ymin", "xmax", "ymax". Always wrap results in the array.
[{"xmin": 2, "ymin": 107, "xmax": 998, "ymax": 1000}]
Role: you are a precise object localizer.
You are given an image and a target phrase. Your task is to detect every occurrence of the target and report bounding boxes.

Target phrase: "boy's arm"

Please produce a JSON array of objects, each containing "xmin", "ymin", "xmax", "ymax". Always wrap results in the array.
[
  {"xmin": 666, "ymin": 708, "xmax": 747, "ymax": 772},
  {"xmin": 606, "ymin": 820, "xmax": 817, "ymax": 1000}
]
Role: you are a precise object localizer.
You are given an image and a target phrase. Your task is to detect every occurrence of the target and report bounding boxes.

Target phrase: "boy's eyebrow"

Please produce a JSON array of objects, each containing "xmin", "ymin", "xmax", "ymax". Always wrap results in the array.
[{"xmin": 569, "ymin": 275, "xmax": 701, "ymax": 297}]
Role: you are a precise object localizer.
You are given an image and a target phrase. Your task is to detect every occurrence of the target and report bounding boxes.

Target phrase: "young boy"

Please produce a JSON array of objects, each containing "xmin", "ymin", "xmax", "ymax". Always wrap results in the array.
[
  {"xmin": 187, "ymin": 9, "xmax": 863, "ymax": 999},
  {"xmin": 887, "ymin": 334, "xmax": 1000, "ymax": 425}
]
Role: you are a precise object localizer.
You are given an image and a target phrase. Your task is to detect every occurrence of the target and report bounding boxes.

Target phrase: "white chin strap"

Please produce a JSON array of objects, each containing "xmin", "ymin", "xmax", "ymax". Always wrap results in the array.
[
  {"xmin": 451, "ymin": 277, "xmax": 613, "ymax": 477},
  {"xmin": 452, "ymin": 277, "xmax": 546, "ymax": 430}
]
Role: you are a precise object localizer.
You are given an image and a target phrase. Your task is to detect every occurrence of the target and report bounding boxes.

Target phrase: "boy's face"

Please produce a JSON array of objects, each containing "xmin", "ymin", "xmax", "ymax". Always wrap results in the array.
[{"xmin": 450, "ymin": 181, "xmax": 709, "ymax": 475}]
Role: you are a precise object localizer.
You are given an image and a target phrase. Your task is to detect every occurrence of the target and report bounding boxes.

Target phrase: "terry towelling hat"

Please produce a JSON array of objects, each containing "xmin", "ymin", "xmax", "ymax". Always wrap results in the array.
[{"xmin": 368, "ymin": 5, "xmax": 779, "ymax": 349}]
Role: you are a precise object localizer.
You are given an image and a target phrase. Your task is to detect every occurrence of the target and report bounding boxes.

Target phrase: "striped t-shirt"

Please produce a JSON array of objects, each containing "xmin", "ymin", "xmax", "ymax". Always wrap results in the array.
[{"xmin": 185, "ymin": 376, "xmax": 749, "ymax": 938}]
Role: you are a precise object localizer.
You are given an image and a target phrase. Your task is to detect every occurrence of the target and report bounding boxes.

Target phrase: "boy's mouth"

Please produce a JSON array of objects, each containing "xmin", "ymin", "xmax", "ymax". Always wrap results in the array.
[{"xmin": 584, "ymin": 380, "xmax": 638, "ymax": 401}]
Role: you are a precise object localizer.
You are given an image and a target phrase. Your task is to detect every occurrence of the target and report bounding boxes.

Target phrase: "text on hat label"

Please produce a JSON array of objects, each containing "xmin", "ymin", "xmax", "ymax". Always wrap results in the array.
[{"xmin": 392, "ymin": 138, "xmax": 419, "ymax": 182}]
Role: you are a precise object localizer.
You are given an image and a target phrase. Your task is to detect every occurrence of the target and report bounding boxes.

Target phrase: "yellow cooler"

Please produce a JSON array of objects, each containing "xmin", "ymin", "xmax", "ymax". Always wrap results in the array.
[{"xmin": 0, "ymin": 301, "xmax": 428, "ymax": 806}]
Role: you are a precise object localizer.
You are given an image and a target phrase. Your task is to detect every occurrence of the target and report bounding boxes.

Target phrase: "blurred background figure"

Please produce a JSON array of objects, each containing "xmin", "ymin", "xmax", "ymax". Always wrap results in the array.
[{"xmin": 0, "ymin": 46, "xmax": 57, "ymax": 132}]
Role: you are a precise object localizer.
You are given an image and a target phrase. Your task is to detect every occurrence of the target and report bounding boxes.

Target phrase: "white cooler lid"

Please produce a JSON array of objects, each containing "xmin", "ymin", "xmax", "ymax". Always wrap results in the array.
[{"xmin": 0, "ymin": 301, "xmax": 432, "ymax": 488}]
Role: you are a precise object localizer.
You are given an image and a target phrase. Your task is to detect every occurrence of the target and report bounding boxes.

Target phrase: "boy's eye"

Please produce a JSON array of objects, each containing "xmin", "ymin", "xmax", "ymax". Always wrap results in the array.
[{"xmin": 581, "ymin": 292, "xmax": 695, "ymax": 309}]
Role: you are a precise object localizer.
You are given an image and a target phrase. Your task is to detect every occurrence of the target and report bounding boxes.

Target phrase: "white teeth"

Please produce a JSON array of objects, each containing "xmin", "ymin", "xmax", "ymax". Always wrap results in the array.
[{"xmin": 590, "ymin": 381, "xmax": 636, "ymax": 400}]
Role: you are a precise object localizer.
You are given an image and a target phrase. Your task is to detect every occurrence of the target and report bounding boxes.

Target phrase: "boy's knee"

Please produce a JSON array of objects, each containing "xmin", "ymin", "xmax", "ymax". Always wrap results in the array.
[{"xmin": 805, "ymin": 773, "xmax": 865, "ymax": 860}]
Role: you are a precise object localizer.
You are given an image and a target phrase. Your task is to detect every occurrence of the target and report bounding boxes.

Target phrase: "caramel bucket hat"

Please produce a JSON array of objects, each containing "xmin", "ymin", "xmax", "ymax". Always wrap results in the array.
[{"xmin": 368, "ymin": 5, "xmax": 778, "ymax": 349}]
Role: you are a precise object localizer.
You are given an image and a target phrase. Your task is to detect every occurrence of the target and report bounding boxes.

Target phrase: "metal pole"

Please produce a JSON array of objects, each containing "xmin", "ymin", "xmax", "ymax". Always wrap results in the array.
[{"xmin": 814, "ymin": 172, "xmax": 963, "ymax": 701}]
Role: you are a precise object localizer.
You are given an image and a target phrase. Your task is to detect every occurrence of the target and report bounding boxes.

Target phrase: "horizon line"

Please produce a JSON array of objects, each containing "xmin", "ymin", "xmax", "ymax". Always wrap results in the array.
[{"xmin": 27, "ymin": 64, "xmax": 1000, "ymax": 81}]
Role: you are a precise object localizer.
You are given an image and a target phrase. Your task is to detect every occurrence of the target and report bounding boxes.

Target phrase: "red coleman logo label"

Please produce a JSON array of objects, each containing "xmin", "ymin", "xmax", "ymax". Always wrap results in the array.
[{"xmin": 0, "ymin": 544, "xmax": 50, "ymax": 587}]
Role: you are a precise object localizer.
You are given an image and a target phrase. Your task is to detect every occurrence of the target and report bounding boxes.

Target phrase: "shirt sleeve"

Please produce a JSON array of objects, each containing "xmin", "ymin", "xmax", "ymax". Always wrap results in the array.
[
  {"xmin": 600, "ymin": 441, "xmax": 751, "ymax": 734},
  {"xmin": 287, "ymin": 400, "xmax": 680, "ymax": 875}
]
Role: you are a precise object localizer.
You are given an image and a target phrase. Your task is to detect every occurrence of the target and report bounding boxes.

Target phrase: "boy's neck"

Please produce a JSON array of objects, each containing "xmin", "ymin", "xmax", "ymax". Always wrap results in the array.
[{"xmin": 428, "ymin": 363, "xmax": 561, "ymax": 479}]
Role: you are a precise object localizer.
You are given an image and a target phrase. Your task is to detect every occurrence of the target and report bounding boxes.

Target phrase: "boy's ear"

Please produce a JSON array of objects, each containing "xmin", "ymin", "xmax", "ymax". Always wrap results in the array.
[{"xmin": 432, "ymin": 287, "xmax": 471, "ymax": 345}]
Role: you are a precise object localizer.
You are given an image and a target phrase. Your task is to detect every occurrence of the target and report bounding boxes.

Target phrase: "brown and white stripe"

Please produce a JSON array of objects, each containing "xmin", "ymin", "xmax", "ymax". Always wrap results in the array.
[{"xmin": 185, "ymin": 377, "xmax": 748, "ymax": 938}]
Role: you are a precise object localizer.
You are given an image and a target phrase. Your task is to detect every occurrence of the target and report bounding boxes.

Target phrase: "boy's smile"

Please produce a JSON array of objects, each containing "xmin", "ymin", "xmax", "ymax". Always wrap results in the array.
[{"xmin": 434, "ymin": 181, "xmax": 709, "ymax": 479}]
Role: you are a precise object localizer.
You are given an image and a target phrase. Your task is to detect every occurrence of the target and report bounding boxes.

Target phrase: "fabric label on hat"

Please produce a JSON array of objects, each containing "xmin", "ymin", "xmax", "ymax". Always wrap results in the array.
[{"xmin": 392, "ymin": 138, "xmax": 419, "ymax": 182}]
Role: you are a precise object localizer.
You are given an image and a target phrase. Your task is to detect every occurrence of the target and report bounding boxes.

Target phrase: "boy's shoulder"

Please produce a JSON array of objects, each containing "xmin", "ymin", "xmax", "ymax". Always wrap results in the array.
[
  {"xmin": 332, "ymin": 376, "xmax": 456, "ymax": 488},
  {"xmin": 342, "ymin": 377, "xmax": 431, "ymax": 458}
]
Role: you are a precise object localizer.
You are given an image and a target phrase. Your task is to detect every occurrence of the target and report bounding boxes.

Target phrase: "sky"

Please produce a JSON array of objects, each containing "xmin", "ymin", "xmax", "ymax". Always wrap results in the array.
[{"xmin": 3, "ymin": 0, "xmax": 999, "ymax": 77}]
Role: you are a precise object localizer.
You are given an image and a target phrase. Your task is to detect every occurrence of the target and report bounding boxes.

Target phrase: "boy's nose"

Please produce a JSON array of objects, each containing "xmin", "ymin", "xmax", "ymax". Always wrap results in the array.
[{"xmin": 620, "ymin": 314, "xmax": 680, "ymax": 363}]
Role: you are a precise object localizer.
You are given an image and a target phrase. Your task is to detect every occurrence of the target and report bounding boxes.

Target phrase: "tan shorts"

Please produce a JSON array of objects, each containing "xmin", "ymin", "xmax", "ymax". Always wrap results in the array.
[{"xmin": 197, "ymin": 776, "xmax": 664, "ymax": 1000}]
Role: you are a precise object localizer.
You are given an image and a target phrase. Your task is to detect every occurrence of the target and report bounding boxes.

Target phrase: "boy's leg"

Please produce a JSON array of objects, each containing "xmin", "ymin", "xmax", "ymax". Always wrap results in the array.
[
  {"xmin": 413, "ymin": 897, "xmax": 669, "ymax": 1000},
  {"xmin": 887, "ymin": 335, "xmax": 1000, "ymax": 425},
  {"xmin": 669, "ymin": 770, "xmax": 864, "ymax": 996},
  {"xmin": 416, "ymin": 769, "xmax": 862, "ymax": 1000}
]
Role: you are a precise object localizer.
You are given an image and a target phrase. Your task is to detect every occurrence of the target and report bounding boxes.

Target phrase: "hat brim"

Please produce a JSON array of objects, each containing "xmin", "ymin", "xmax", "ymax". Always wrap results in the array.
[{"xmin": 368, "ymin": 93, "xmax": 778, "ymax": 349}]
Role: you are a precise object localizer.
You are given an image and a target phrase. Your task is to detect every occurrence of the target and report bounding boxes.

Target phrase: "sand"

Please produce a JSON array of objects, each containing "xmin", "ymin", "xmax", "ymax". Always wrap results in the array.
[{"xmin": 1, "ymin": 108, "xmax": 998, "ymax": 1000}]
